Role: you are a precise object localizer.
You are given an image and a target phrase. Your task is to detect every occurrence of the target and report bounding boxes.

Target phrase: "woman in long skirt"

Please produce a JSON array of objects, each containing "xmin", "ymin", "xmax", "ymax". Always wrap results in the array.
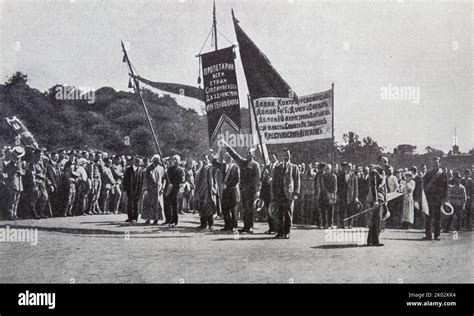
[{"xmin": 400, "ymin": 172, "xmax": 415, "ymax": 229}]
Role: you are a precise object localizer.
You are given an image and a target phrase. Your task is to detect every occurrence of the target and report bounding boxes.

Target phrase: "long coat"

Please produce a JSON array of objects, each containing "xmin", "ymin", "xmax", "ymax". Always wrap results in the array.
[
  {"xmin": 141, "ymin": 164, "xmax": 165, "ymax": 221},
  {"xmin": 123, "ymin": 166, "xmax": 143, "ymax": 200},
  {"xmin": 194, "ymin": 163, "xmax": 217, "ymax": 217}
]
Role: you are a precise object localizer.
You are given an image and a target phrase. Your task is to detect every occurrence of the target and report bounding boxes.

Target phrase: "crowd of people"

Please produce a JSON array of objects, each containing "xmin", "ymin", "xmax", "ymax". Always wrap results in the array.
[{"xmin": 0, "ymin": 142, "xmax": 472, "ymax": 244}]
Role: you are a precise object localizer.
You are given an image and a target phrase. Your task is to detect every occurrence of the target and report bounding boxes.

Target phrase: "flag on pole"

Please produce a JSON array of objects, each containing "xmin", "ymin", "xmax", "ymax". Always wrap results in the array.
[
  {"xmin": 233, "ymin": 11, "xmax": 294, "ymax": 99},
  {"xmin": 132, "ymin": 75, "xmax": 205, "ymax": 102}
]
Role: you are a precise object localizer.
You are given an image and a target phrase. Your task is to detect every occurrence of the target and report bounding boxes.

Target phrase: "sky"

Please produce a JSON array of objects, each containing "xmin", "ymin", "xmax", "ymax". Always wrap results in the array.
[{"xmin": 0, "ymin": 0, "xmax": 472, "ymax": 153}]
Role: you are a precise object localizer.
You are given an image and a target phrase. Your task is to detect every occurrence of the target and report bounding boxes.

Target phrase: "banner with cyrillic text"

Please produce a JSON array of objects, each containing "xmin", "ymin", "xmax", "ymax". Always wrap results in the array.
[
  {"xmin": 253, "ymin": 89, "xmax": 333, "ymax": 144},
  {"xmin": 201, "ymin": 46, "xmax": 241, "ymax": 144}
]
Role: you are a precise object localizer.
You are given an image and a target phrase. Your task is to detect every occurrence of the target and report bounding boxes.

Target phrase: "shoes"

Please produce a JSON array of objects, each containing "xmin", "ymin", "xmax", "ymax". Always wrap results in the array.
[
  {"xmin": 283, "ymin": 234, "xmax": 290, "ymax": 239},
  {"xmin": 238, "ymin": 229, "xmax": 253, "ymax": 234},
  {"xmin": 422, "ymin": 236, "xmax": 432, "ymax": 240},
  {"xmin": 161, "ymin": 221, "xmax": 170, "ymax": 226},
  {"xmin": 374, "ymin": 243, "xmax": 384, "ymax": 247},
  {"xmin": 197, "ymin": 225, "xmax": 206, "ymax": 229},
  {"xmin": 434, "ymin": 237, "xmax": 440, "ymax": 241},
  {"xmin": 145, "ymin": 220, "xmax": 150, "ymax": 225},
  {"xmin": 208, "ymin": 227, "xmax": 213, "ymax": 231},
  {"xmin": 274, "ymin": 234, "xmax": 283, "ymax": 239},
  {"xmin": 153, "ymin": 220, "xmax": 159, "ymax": 225},
  {"xmin": 124, "ymin": 219, "xmax": 131, "ymax": 223},
  {"xmin": 264, "ymin": 230, "xmax": 274, "ymax": 235}
]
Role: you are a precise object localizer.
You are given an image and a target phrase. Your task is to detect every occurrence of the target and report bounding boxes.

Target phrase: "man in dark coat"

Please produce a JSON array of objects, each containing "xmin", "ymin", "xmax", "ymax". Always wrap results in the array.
[
  {"xmin": 272, "ymin": 148, "xmax": 300, "ymax": 239},
  {"xmin": 319, "ymin": 163, "xmax": 337, "ymax": 229},
  {"xmin": 222, "ymin": 141, "xmax": 261, "ymax": 234},
  {"xmin": 423, "ymin": 157, "xmax": 448, "ymax": 240},
  {"xmin": 337, "ymin": 162, "xmax": 359, "ymax": 229},
  {"xmin": 164, "ymin": 154, "xmax": 185, "ymax": 226},
  {"xmin": 213, "ymin": 151, "xmax": 240, "ymax": 231},
  {"xmin": 123, "ymin": 156, "xmax": 144, "ymax": 223},
  {"xmin": 460, "ymin": 169, "xmax": 472, "ymax": 230}
]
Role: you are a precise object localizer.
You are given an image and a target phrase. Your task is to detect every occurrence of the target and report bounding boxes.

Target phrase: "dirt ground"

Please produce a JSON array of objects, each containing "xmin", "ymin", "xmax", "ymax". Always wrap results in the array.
[{"xmin": 0, "ymin": 213, "xmax": 472, "ymax": 283}]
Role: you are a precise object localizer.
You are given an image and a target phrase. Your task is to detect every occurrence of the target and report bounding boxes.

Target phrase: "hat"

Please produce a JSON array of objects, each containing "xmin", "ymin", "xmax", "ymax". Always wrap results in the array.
[
  {"xmin": 318, "ymin": 162, "xmax": 326, "ymax": 169},
  {"xmin": 404, "ymin": 171, "xmax": 414, "ymax": 178},
  {"xmin": 441, "ymin": 202, "xmax": 454, "ymax": 216},
  {"xmin": 253, "ymin": 198, "xmax": 265, "ymax": 212},
  {"xmin": 354, "ymin": 200, "xmax": 363, "ymax": 212},
  {"xmin": 341, "ymin": 162, "xmax": 349, "ymax": 167},
  {"xmin": 77, "ymin": 158, "xmax": 88, "ymax": 165},
  {"xmin": 268, "ymin": 202, "xmax": 278, "ymax": 219},
  {"xmin": 71, "ymin": 171, "xmax": 81, "ymax": 178},
  {"xmin": 12, "ymin": 146, "xmax": 25, "ymax": 158},
  {"xmin": 452, "ymin": 171, "xmax": 462, "ymax": 179}
]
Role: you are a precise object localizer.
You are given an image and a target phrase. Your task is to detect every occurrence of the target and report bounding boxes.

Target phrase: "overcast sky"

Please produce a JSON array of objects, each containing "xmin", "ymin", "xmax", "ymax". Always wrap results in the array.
[{"xmin": 1, "ymin": 0, "xmax": 472, "ymax": 153}]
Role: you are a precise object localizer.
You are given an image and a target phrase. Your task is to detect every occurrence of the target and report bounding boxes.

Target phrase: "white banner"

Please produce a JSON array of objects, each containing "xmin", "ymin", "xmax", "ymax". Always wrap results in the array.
[{"xmin": 253, "ymin": 89, "xmax": 333, "ymax": 144}]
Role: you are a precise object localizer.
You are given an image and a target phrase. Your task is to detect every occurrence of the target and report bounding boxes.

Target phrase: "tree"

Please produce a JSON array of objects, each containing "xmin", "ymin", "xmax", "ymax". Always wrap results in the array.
[
  {"xmin": 394, "ymin": 144, "xmax": 417, "ymax": 155},
  {"xmin": 5, "ymin": 71, "xmax": 28, "ymax": 88},
  {"xmin": 425, "ymin": 146, "xmax": 444, "ymax": 157}
]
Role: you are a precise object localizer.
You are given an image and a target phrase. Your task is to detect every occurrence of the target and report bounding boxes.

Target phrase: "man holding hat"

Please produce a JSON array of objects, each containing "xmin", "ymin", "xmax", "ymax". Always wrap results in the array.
[
  {"xmin": 4, "ymin": 146, "xmax": 26, "ymax": 220},
  {"xmin": 272, "ymin": 148, "xmax": 300, "ymax": 239},
  {"xmin": 423, "ymin": 157, "xmax": 449, "ymax": 240}
]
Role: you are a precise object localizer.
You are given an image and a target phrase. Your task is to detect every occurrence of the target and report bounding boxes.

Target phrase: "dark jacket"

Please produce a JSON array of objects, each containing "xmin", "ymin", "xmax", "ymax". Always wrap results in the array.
[
  {"xmin": 123, "ymin": 165, "xmax": 143, "ymax": 199},
  {"xmin": 272, "ymin": 161, "xmax": 300, "ymax": 201},
  {"xmin": 423, "ymin": 168, "xmax": 448, "ymax": 203},
  {"xmin": 337, "ymin": 172, "xmax": 359, "ymax": 205},
  {"xmin": 226, "ymin": 146, "xmax": 260, "ymax": 194},
  {"xmin": 320, "ymin": 172, "xmax": 337, "ymax": 205}
]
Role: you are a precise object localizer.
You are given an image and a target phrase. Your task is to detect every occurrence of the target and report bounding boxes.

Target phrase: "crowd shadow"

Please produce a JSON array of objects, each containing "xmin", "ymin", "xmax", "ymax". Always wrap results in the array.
[
  {"xmin": 311, "ymin": 244, "xmax": 365, "ymax": 249},
  {"xmin": 213, "ymin": 236, "xmax": 278, "ymax": 241},
  {"xmin": 383, "ymin": 237, "xmax": 425, "ymax": 242}
]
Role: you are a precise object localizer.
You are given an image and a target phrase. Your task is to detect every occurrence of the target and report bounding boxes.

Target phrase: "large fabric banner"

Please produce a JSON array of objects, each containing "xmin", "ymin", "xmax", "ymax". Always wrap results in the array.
[
  {"xmin": 253, "ymin": 89, "xmax": 333, "ymax": 144},
  {"xmin": 201, "ymin": 46, "xmax": 241, "ymax": 144},
  {"xmin": 5, "ymin": 116, "xmax": 39, "ymax": 148}
]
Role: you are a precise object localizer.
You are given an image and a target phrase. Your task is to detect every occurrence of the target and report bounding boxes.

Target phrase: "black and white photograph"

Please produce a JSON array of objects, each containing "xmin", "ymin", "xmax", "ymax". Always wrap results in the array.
[{"xmin": 0, "ymin": 0, "xmax": 472, "ymax": 314}]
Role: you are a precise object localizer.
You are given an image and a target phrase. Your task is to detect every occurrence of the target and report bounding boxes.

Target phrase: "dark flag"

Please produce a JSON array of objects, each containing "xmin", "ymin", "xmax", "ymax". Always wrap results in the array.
[
  {"xmin": 200, "ymin": 46, "xmax": 241, "ymax": 144},
  {"xmin": 5, "ymin": 116, "xmax": 39, "ymax": 148},
  {"xmin": 232, "ymin": 11, "xmax": 294, "ymax": 99},
  {"xmin": 132, "ymin": 75, "xmax": 205, "ymax": 102}
]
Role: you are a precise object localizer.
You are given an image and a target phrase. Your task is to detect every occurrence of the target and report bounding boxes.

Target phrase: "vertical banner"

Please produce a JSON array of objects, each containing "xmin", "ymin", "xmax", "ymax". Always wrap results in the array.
[
  {"xmin": 201, "ymin": 46, "xmax": 241, "ymax": 144},
  {"xmin": 253, "ymin": 89, "xmax": 333, "ymax": 145},
  {"xmin": 5, "ymin": 116, "xmax": 39, "ymax": 148}
]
